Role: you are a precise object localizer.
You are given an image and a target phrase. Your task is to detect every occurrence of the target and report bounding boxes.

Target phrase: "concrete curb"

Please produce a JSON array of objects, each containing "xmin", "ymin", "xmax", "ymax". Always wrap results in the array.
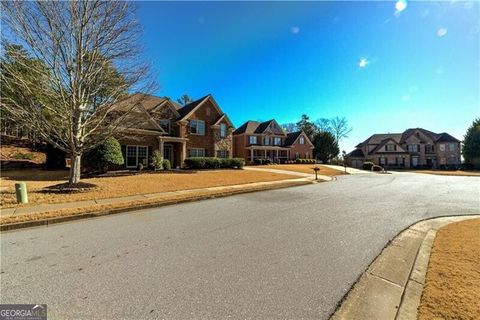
[
  {"xmin": 331, "ymin": 214, "xmax": 480, "ymax": 320},
  {"xmin": 1, "ymin": 179, "xmax": 318, "ymax": 232}
]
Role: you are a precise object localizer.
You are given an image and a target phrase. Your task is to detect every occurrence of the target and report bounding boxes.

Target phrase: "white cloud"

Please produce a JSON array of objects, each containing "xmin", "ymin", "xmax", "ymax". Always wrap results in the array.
[
  {"xmin": 291, "ymin": 26, "xmax": 300, "ymax": 34},
  {"xmin": 437, "ymin": 28, "xmax": 447, "ymax": 37},
  {"xmin": 358, "ymin": 58, "xmax": 369, "ymax": 68}
]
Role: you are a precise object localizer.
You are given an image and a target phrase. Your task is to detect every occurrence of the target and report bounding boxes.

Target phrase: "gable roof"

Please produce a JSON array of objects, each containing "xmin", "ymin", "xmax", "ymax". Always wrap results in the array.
[
  {"xmin": 284, "ymin": 131, "xmax": 303, "ymax": 146},
  {"xmin": 233, "ymin": 121, "xmax": 261, "ymax": 135},
  {"xmin": 213, "ymin": 114, "xmax": 234, "ymax": 127},
  {"xmin": 176, "ymin": 95, "xmax": 210, "ymax": 120},
  {"xmin": 358, "ymin": 133, "xmax": 403, "ymax": 146},
  {"xmin": 369, "ymin": 137, "xmax": 407, "ymax": 154}
]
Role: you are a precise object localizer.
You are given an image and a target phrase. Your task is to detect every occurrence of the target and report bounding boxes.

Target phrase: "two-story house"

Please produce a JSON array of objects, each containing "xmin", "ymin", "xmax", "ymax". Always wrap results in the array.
[
  {"xmin": 114, "ymin": 93, "xmax": 234, "ymax": 168},
  {"xmin": 346, "ymin": 128, "xmax": 461, "ymax": 169},
  {"xmin": 233, "ymin": 119, "xmax": 314, "ymax": 163}
]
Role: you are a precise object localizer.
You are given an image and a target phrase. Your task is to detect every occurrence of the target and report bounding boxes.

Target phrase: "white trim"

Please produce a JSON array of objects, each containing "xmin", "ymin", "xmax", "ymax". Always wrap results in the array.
[{"xmin": 125, "ymin": 145, "xmax": 149, "ymax": 168}]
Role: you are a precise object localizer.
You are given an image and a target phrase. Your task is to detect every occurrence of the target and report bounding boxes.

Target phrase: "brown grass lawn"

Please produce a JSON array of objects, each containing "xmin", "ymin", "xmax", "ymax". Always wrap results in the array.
[
  {"xmin": 256, "ymin": 164, "xmax": 346, "ymax": 176},
  {"xmin": 410, "ymin": 170, "xmax": 480, "ymax": 177},
  {"xmin": 418, "ymin": 218, "xmax": 480, "ymax": 320},
  {"xmin": 0, "ymin": 145, "xmax": 46, "ymax": 164},
  {"xmin": 0, "ymin": 168, "xmax": 296, "ymax": 208}
]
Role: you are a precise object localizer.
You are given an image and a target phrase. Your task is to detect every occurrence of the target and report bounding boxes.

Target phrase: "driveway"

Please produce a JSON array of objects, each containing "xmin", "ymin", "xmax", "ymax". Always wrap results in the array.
[{"xmin": 1, "ymin": 173, "xmax": 479, "ymax": 319}]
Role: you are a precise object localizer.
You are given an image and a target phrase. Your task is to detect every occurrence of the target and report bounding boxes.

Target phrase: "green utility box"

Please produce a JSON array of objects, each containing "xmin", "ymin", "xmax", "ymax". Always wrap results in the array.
[{"xmin": 15, "ymin": 182, "xmax": 28, "ymax": 204}]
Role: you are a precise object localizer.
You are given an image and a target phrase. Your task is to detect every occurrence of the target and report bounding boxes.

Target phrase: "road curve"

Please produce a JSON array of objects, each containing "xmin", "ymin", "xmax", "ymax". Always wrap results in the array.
[{"xmin": 1, "ymin": 172, "xmax": 479, "ymax": 319}]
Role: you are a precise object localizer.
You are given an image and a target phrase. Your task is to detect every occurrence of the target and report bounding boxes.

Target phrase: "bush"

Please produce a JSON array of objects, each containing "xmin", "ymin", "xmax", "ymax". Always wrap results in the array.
[
  {"xmin": 184, "ymin": 157, "xmax": 244, "ymax": 169},
  {"xmin": 162, "ymin": 159, "xmax": 171, "ymax": 170},
  {"xmin": 13, "ymin": 152, "xmax": 34, "ymax": 160},
  {"xmin": 83, "ymin": 137, "xmax": 124, "ymax": 173},
  {"xmin": 363, "ymin": 161, "xmax": 375, "ymax": 171},
  {"xmin": 151, "ymin": 150, "xmax": 163, "ymax": 170},
  {"xmin": 372, "ymin": 165, "xmax": 383, "ymax": 172}
]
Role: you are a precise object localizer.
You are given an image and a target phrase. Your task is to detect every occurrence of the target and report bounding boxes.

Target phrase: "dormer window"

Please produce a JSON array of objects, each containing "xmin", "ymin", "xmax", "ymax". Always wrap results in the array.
[
  {"xmin": 385, "ymin": 144, "xmax": 396, "ymax": 151},
  {"xmin": 299, "ymin": 136, "xmax": 305, "ymax": 144},
  {"xmin": 159, "ymin": 119, "xmax": 170, "ymax": 133}
]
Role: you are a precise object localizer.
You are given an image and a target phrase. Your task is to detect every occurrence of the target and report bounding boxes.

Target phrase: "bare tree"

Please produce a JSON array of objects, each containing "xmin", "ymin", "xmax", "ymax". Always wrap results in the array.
[
  {"xmin": 176, "ymin": 94, "xmax": 193, "ymax": 106},
  {"xmin": 1, "ymin": 1, "xmax": 154, "ymax": 185},
  {"xmin": 329, "ymin": 116, "xmax": 352, "ymax": 143},
  {"xmin": 315, "ymin": 118, "xmax": 331, "ymax": 133}
]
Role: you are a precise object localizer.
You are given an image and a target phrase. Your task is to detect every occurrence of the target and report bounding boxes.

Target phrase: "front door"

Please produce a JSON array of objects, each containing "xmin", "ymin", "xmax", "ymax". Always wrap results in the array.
[
  {"xmin": 163, "ymin": 144, "xmax": 173, "ymax": 164},
  {"xmin": 412, "ymin": 156, "xmax": 419, "ymax": 167}
]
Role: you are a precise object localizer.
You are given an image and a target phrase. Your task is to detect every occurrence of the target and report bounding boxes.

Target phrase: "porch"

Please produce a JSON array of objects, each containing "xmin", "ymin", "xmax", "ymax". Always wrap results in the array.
[{"xmin": 246, "ymin": 146, "xmax": 290, "ymax": 163}]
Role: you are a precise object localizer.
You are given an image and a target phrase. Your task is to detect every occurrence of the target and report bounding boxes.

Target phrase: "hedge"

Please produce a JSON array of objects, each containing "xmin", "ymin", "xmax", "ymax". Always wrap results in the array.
[
  {"xmin": 184, "ymin": 157, "xmax": 244, "ymax": 169},
  {"xmin": 295, "ymin": 159, "xmax": 316, "ymax": 164}
]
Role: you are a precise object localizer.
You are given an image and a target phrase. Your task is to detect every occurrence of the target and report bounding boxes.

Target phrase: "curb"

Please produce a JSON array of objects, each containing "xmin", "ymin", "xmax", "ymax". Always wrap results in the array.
[
  {"xmin": 1, "ymin": 179, "xmax": 316, "ymax": 232},
  {"xmin": 330, "ymin": 214, "xmax": 480, "ymax": 320}
]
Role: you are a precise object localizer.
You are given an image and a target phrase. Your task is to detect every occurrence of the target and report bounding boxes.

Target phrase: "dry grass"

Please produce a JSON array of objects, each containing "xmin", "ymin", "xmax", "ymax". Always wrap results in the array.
[
  {"xmin": 0, "ymin": 179, "xmax": 310, "ymax": 226},
  {"xmin": 410, "ymin": 170, "xmax": 480, "ymax": 177},
  {"xmin": 418, "ymin": 218, "xmax": 480, "ymax": 320},
  {"xmin": 0, "ymin": 145, "xmax": 46, "ymax": 164},
  {"xmin": 0, "ymin": 168, "xmax": 296, "ymax": 208},
  {"xmin": 256, "ymin": 164, "xmax": 346, "ymax": 176}
]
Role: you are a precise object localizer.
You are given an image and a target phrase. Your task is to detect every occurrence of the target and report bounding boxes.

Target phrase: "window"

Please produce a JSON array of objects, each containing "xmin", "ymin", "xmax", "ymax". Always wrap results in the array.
[
  {"xmin": 274, "ymin": 137, "xmax": 281, "ymax": 145},
  {"xmin": 220, "ymin": 123, "xmax": 227, "ymax": 138},
  {"xmin": 425, "ymin": 144, "xmax": 434, "ymax": 153},
  {"xmin": 385, "ymin": 144, "xmax": 396, "ymax": 151},
  {"xmin": 407, "ymin": 144, "xmax": 419, "ymax": 152},
  {"xmin": 189, "ymin": 148, "xmax": 205, "ymax": 157},
  {"xmin": 448, "ymin": 143, "xmax": 456, "ymax": 151},
  {"xmin": 439, "ymin": 144, "xmax": 445, "ymax": 152},
  {"xmin": 264, "ymin": 136, "xmax": 270, "ymax": 145},
  {"xmin": 159, "ymin": 119, "xmax": 170, "ymax": 133},
  {"xmin": 379, "ymin": 157, "xmax": 386, "ymax": 165},
  {"xmin": 216, "ymin": 150, "xmax": 229, "ymax": 158},
  {"xmin": 249, "ymin": 136, "xmax": 257, "ymax": 144},
  {"xmin": 206, "ymin": 107, "xmax": 211, "ymax": 116},
  {"xmin": 190, "ymin": 120, "xmax": 205, "ymax": 135},
  {"xmin": 126, "ymin": 145, "xmax": 148, "ymax": 168},
  {"xmin": 299, "ymin": 136, "xmax": 305, "ymax": 144}
]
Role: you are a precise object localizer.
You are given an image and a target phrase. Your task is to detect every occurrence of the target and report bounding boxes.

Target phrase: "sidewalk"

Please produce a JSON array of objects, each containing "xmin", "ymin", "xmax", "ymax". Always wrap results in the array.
[
  {"xmin": 331, "ymin": 214, "xmax": 480, "ymax": 320},
  {"xmin": 244, "ymin": 166, "xmax": 335, "ymax": 180},
  {"xmin": 321, "ymin": 164, "xmax": 370, "ymax": 174},
  {"xmin": 0, "ymin": 177, "xmax": 316, "ymax": 230}
]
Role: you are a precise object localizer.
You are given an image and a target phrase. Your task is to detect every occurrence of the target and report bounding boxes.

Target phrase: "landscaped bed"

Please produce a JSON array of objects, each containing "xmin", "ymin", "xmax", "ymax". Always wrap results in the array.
[
  {"xmin": 256, "ymin": 164, "xmax": 346, "ymax": 176},
  {"xmin": 418, "ymin": 218, "xmax": 480, "ymax": 320},
  {"xmin": 0, "ymin": 168, "xmax": 297, "ymax": 208}
]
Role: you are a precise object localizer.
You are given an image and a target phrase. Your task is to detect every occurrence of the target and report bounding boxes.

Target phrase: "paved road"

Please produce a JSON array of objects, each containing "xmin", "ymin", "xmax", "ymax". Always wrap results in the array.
[{"xmin": 1, "ymin": 172, "xmax": 479, "ymax": 319}]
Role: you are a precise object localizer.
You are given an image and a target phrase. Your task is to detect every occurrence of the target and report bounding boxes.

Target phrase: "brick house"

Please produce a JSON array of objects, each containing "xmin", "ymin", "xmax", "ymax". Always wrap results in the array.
[
  {"xmin": 233, "ymin": 119, "xmax": 314, "ymax": 163},
  {"xmin": 114, "ymin": 93, "xmax": 234, "ymax": 168},
  {"xmin": 346, "ymin": 128, "xmax": 461, "ymax": 169}
]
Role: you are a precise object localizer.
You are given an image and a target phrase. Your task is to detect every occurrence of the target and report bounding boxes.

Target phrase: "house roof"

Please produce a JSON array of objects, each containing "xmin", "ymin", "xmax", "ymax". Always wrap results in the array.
[
  {"xmin": 358, "ymin": 133, "xmax": 403, "ymax": 146},
  {"xmin": 233, "ymin": 121, "xmax": 261, "ymax": 135},
  {"xmin": 114, "ymin": 93, "xmax": 169, "ymax": 112},
  {"xmin": 347, "ymin": 149, "xmax": 365, "ymax": 157},
  {"xmin": 435, "ymin": 132, "xmax": 460, "ymax": 143},
  {"xmin": 176, "ymin": 94, "xmax": 211, "ymax": 120},
  {"xmin": 284, "ymin": 131, "xmax": 303, "ymax": 146},
  {"xmin": 254, "ymin": 120, "xmax": 275, "ymax": 133}
]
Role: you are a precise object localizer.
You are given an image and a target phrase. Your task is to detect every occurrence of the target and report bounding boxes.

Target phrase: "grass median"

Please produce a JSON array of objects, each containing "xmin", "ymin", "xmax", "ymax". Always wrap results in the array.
[{"xmin": 418, "ymin": 218, "xmax": 480, "ymax": 320}]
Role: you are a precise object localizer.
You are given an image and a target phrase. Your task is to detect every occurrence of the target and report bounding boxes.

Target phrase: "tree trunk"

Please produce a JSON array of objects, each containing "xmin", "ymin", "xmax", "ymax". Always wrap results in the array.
[{"xmin": 69, "ymin": 154, "xmax": 82, "ymax": 185}]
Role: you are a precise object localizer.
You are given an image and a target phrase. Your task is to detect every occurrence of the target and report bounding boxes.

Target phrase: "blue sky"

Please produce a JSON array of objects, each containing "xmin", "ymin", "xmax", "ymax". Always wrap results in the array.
[{"xmin": 137, "ymin": 1, "xmax": 479, "ymax": 152}]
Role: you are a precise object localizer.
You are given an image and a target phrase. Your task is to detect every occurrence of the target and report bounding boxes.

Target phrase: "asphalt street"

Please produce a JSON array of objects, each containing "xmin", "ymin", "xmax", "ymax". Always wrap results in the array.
[{"xmin": 1, "ymin": 172, "xmax": 479, "ymax": 319}]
